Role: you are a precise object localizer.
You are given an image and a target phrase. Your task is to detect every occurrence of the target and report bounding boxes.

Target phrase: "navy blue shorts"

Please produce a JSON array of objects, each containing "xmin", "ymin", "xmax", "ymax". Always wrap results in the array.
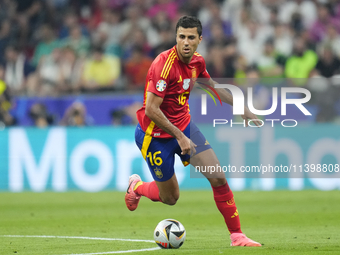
[{"xmin": 135, "ymin": 122, "xmax": 211, "ymax": 182}]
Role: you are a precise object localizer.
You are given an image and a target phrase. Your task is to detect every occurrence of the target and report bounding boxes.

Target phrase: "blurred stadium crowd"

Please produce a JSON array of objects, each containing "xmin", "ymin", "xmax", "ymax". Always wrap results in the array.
[{"xmin": 1, "ymin": 0, "xmax": 340, "ymax": 127}]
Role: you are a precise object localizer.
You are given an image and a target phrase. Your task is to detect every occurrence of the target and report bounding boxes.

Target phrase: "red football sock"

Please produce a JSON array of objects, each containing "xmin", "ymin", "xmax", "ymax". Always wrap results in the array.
[
  {"xmin": 135, "ymin": 181, "xmax": 162, "ymax": 202},
  {"xmin": 212, "ymin": 183, "xmax": 242, "ymax": 234}
]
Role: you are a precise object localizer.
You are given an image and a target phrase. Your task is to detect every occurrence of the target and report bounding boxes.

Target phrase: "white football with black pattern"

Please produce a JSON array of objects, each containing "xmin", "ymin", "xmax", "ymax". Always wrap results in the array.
[{"xmin": 154, "ymin": 219, "xmax": 186, "ymax": 249}]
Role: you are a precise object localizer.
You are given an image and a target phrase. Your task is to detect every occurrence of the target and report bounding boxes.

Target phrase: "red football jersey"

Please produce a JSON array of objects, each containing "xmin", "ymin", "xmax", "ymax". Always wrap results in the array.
[{"xmin": 136, "ymin": 46, "xmax": 211, "ymax": 138}]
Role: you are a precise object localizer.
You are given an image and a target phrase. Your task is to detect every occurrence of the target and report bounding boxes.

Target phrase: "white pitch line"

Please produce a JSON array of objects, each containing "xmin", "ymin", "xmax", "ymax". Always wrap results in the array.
[
  {"xmin": 67, "ymin": 247, "xmax": 160, "ymax": 255},
  {"xmin": 1, "ymin": 235, "xmax": 154, "ymax": 243},
  {"xmin": 0, "ymin": 235, "xmax": 161, "ymax": 255}
]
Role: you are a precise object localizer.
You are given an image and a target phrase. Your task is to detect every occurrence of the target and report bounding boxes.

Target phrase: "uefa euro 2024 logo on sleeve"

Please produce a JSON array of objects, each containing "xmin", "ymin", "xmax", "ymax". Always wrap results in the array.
[{"xmin": 198, "ymin": 83, "xmax": 312, "ymax": 128}]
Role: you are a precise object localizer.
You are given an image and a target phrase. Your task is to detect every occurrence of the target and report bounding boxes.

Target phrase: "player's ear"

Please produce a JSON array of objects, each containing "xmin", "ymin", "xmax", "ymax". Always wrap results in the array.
[{"xmin": 198, "ymin": 35, "xmax": 202, "ymax": 44}]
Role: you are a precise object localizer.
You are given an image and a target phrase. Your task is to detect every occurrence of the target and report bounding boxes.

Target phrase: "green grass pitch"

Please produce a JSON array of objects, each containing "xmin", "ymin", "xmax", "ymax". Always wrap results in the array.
[{"xmin": 1, "ymin": 190, "xmax": 340, "ymax": 254}]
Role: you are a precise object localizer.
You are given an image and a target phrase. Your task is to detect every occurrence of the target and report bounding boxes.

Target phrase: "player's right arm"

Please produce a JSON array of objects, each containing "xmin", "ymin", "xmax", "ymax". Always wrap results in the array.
[
  {"xmin": 145, "ymin": 53, "xmax": 196, "ymax": 155},
  {"xmin": 145, "ymin": 92, "xmax": 196, "ymax": 155}
]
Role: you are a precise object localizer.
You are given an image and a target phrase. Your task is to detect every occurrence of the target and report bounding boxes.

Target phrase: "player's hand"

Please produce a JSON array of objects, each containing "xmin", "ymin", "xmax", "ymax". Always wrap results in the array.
[
  {"xmin": 189, "ymin": 139, "xmax": 197, "ymax": 157},
  {"xmin": 241, "ymin": 107, "xmax": 262, "ymax": 127},
  {"xmin": 177, "ymin": 136, "xmax": 197, "ymax": 156}
]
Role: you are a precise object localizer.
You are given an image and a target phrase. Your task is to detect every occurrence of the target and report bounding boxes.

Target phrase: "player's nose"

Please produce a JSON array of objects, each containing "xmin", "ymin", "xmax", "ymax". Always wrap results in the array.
[{"xmin": 183, "ymin": 38, "xmax": 189, "ymax": 46}]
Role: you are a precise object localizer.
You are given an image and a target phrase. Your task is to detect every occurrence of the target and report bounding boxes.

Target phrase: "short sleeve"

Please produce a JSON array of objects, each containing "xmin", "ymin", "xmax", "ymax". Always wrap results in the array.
[
  {"xmin": 147, "ymin": 56, "xmax": 170, "ymax": 98},
  {"xmin": 198, "ymin": 57, "xmax": 211, "ymax": 79}
]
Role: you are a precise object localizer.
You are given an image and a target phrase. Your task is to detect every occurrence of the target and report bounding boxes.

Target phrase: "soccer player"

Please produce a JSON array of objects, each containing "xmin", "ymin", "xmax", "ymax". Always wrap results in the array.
[{"xmin": 125, "ymin": 16, "xmax": 262, "ymax": 247}]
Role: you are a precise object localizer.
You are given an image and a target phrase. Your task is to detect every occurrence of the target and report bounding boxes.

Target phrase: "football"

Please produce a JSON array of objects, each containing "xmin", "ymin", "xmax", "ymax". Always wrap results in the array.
[{"xmin": 154, "ymin": 219, "xmax": 186, "ymax": 249}]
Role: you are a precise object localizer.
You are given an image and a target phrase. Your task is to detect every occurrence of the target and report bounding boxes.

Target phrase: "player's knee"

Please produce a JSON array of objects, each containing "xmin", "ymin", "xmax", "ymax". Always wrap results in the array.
[
  {"xmin": 209, "ymin": 178, "xmax": 226, "ymax": 187},
  {"xmin": 164, "ymin": 199, "xmax": 176, "ymax": 206},
  {"xmin": 162, "ymin": 194, "xmax": 179, "ymax": 206},
  {"xmin": 166, "ymin": 196, "xmax": 179, "ymax": 205}
]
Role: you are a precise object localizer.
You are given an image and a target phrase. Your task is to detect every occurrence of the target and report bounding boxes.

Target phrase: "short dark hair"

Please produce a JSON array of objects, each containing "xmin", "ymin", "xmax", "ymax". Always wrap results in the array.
[{"xmin": 176, "ymin": 16, "xmax": 202, "ymax": 37}]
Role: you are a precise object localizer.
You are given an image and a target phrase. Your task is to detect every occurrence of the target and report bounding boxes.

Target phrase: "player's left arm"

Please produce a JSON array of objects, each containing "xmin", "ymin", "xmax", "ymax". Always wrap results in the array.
[
  {"xmin": 197, "ymin": 59, "xmax": 261, "ymax": 127},
  {"xmin": 208, "ymin": 78, "xmax": 261, "ymax": 127}
]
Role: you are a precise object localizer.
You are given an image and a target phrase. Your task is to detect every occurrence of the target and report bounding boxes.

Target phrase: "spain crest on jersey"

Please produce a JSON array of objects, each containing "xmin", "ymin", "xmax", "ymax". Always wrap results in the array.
[{"xmin": 191, "ymin": 67, "xmax": 197, "ymax": 83}]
